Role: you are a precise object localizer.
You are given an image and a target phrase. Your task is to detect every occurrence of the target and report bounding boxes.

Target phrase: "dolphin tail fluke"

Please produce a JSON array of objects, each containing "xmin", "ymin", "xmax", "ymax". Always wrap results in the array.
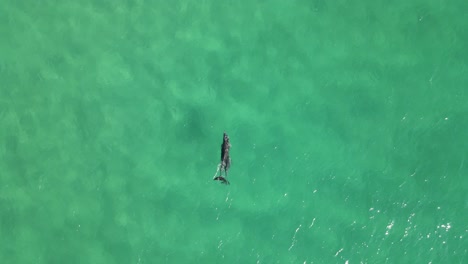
[{"xmin": 214, "ymin": 176, "xmax": 230, "ymax": 185}]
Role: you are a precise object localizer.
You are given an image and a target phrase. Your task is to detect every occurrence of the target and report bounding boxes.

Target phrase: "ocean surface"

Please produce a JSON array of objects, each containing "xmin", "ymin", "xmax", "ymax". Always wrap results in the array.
[{"xmin": 1, "ymin": 0, "xmax": 467, "ymax": 263}]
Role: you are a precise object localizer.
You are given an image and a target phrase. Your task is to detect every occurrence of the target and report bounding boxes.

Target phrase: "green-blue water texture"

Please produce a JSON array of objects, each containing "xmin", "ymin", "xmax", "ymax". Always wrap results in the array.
[{"xmin": 1, "ymin": 0, "xmax": 467, "ymax": 263}]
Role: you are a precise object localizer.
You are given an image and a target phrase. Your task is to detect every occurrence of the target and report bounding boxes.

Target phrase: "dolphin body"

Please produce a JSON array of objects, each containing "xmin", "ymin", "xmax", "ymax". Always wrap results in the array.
[{"xmin": 214, "ymin": 132, "xmax": 231, "ymax": 185}]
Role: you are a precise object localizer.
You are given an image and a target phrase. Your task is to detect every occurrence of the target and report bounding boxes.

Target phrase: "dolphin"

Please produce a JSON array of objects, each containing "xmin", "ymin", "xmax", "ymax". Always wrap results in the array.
[{"xmin": 214, "ymin": 132, "xmax": 231, "ymax": 185}]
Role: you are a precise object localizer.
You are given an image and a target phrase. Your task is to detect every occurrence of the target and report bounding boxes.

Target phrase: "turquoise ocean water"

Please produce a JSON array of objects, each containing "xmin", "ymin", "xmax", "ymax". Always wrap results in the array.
[{"xmin": 1, "ymin": 0, "xmax": 467, "ymax": 263}]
